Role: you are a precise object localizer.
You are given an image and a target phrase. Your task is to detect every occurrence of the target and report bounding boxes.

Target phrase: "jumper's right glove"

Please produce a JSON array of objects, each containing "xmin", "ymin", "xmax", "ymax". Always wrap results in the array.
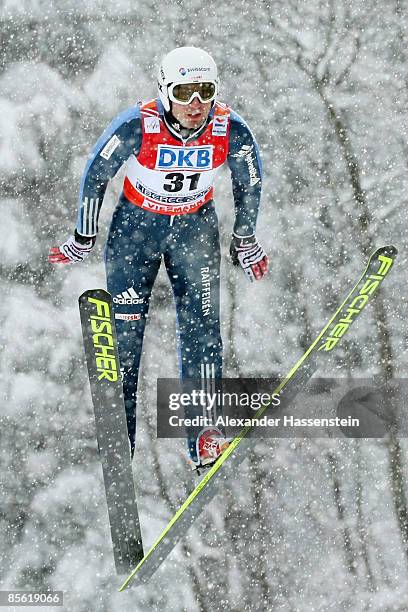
[
  {"xmin": 229, "ymin": 233, "xmax": 269, "ymax": 282},
  {"xmin": 48, "ymin": 231, "xmax": 96, "ymax": 264}
]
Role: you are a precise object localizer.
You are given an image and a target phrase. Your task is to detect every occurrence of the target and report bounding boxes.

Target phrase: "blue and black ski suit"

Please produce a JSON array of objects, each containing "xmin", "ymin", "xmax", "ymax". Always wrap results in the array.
[{"xmin": 75, "ymin": 98, "xmax": 262, "ymax": 462}]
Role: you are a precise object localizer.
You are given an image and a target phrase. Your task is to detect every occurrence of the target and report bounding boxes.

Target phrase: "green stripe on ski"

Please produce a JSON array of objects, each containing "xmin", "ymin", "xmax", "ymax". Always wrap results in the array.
[{"xmin": 118, "ymin": 245, "xmax": 397, "ymax": 591}]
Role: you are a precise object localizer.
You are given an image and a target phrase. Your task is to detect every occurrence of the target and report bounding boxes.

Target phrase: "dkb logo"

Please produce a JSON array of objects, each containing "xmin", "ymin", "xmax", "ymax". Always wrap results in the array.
[{"xmin": 156, "ymin": 145, "xmax": 213, "ymax": 171}]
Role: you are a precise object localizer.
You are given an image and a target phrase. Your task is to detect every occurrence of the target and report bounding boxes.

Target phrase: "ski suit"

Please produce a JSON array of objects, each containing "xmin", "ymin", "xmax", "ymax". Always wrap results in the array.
[{"xmin": 75, "ymin": 99, "xmax": 262, "ymax": 462}]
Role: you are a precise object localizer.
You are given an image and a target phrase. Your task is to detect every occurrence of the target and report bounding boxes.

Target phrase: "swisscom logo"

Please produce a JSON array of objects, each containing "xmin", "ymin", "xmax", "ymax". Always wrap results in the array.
[{"xmin": 178, "ymin": 66, "xmax": 211, "ymax": 75}]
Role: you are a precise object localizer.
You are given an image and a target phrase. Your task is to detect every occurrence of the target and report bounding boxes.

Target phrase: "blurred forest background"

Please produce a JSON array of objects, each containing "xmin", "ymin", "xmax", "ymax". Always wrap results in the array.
[{"xmin": 0, "ymin": 0, "xmax": 407, "ymax": 610}]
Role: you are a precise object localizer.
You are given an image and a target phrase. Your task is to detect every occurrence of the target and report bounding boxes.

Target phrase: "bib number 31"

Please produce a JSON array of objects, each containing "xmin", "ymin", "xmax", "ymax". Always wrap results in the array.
[{"xmin": 163, "ymin": 172, "xmax": 200, "ymax": 193}]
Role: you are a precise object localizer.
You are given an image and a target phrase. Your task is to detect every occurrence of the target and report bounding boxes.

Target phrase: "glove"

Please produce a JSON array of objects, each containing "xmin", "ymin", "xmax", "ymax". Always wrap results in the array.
[
  {"xmin": 48, "ymin": 231, "xmax": 96, "ymax": 264},
  {"xmin": 229, "ymin": 233, "xmax": 269, "ymax": 282}
]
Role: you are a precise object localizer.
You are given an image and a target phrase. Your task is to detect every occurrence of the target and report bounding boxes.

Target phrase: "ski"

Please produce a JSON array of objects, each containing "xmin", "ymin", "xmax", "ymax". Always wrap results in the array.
[
  {"xmin": 119, "ymin": 245, "xmax": 397, "ymax": 590},
  {"xmin": 79, "ymin": 289, "xmax": 143, "ymax": 574}
]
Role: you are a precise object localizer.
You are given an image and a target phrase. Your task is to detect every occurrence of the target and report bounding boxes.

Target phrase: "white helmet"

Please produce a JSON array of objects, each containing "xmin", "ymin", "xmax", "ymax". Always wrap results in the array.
[{"xmin": 158, "ymin": 47, "xmax": 218, "ymax": 112}]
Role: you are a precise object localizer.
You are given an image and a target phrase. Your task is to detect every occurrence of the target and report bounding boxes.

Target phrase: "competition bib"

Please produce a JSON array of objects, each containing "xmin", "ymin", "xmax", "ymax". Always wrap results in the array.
[{"xmin": 123, "ymin": 100, "xmax": 230, "ymax": 215}]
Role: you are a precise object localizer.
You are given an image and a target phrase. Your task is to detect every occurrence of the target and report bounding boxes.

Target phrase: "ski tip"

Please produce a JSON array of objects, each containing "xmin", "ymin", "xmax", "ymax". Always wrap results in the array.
[
  {"xmin": 78, "ymin": 288, "xmax": 111, "ymax": 302},
  {"xmin": 373, "ymin": 245, "xmax": 398, "ymax": 259}
]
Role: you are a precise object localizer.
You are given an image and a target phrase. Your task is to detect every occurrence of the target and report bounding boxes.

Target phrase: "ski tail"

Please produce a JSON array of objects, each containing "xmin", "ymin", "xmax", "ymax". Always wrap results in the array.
[
  {"xmin": 79, "ymin": 289, "xmax": 144, "ymax": 574},
  {"xmin": 118, "ymin": 245, "xmax": 397, "ymax": 590}
]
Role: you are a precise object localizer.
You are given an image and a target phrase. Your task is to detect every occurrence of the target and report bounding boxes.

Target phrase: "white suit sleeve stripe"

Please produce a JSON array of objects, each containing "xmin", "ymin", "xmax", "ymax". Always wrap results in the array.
[
  {"xmin": 81, "ymin": 198, "xmax": 88, "ymax": 235},
  {"xmin": 93, "ymin": 198, "xmax": 100, "ymax": 235},
  {"xmin": 89, "ymin": 198, "xmax": 95, "ymax": 235}
]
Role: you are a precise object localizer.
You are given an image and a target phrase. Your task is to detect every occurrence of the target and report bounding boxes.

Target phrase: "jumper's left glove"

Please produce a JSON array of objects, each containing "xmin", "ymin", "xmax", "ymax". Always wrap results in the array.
[{"xmin": 229, "ymin": 233, "xmax": 269, "ymax": 282}]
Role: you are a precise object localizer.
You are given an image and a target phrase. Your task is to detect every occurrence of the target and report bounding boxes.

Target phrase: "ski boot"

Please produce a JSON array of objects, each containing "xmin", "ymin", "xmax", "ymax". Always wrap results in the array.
[{"xmin": 192, "ymin": 427, "xmax": 230, "ymax": 474}]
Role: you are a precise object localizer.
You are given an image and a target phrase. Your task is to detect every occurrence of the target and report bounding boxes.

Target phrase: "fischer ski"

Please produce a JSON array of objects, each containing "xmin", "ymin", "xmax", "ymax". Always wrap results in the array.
[
  {"xmin": 119, "ymin": 245, "xmax": 397, "ymax": 590},
  {"xmin": 79, "ymin": 289, "xmax": 143, "ymax": 574}
]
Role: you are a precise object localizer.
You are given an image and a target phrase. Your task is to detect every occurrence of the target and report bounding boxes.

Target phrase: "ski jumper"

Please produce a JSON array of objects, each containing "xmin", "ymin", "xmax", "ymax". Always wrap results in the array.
[{"xmin": 76, "ymin": 99, "xmax": 262, "ymax": 462}]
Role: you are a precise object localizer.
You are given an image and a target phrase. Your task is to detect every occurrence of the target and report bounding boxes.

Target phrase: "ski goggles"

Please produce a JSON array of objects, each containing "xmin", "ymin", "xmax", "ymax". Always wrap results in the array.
[{"xmin": 168, "ymin": 81, "xmax": 217, "ymax": 105}]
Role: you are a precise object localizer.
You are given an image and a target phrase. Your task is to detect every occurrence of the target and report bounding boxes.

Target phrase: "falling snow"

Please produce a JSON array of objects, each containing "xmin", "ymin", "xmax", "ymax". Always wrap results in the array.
[{"xmin": 0, "ymin": 1, "xmax": 407, "ymax": 611}]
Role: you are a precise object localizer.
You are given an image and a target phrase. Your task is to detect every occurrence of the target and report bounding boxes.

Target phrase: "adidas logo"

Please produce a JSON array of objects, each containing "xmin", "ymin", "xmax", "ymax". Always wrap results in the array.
[{"xmin": 113, "ymin": 288, "xmax": 144, "ymax": 305}]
